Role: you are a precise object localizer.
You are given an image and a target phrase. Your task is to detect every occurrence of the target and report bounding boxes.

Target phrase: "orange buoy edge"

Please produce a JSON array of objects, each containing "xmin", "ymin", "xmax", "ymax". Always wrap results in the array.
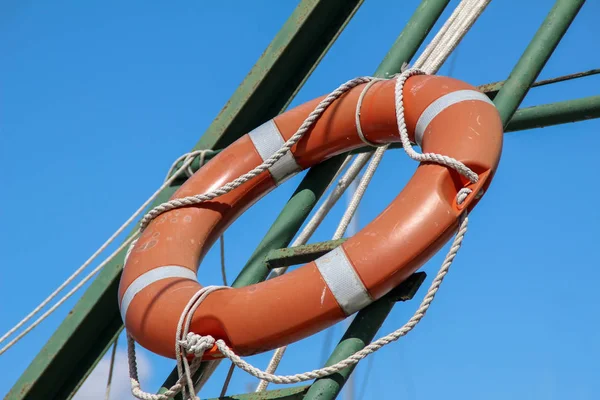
[{"xmin": 118, "ymin": 74, "xmax": 503, "ymax": 360}]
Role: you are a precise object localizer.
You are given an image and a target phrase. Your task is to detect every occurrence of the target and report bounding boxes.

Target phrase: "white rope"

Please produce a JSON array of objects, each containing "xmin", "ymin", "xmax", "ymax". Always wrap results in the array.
[
  {"xmin": 137, "ymin": 77, "xmax": 375, "ymax": 233},
  {"xmin": 126, "ymin": 1, "xmax": 493, "ymax": 396},
  {"xmin": 161, "ymin": 187, "xmax": 471, "ymax": 388},
  {"xmin": 219, "ymin": 362, "xmax": 236, "ymax": 398},
  {"xmin": 255, "ymin": 94, "xmax": 388, "ymax": 391},
  {"xmin": 267, "ymin": 152, "xmax": 372, "ymax": 280},
  {"xmin": 0, "ymin": 150, "xmax": 210, "ymax": 355},
  {"xmin": 255, "ymin": 0, "xmax": 491, "ymax": 389},
  {"xmin": 332, "ymin": 145, "xmax": 387, "ymax": 240},
  {"xmin": 126, "ymin": 65, "xmax": 480, "ymax": 399}
]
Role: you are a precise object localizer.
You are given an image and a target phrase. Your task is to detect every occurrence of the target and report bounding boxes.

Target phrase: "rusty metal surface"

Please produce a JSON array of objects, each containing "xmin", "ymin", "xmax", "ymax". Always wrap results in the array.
[
  {"xmin": 388, "ymin": 272, "xmax": 427, "ymax": 302},
  {"xmin": 208, "ymin": 385, "xmax": 309, "ymax": 400},
  {"xmin": 264, "ymin": 239, "xmax": 348, "ymax": 269},
  {"xmin": 506, "ymin": 94, "xmax": 600, "ymax": 132}
]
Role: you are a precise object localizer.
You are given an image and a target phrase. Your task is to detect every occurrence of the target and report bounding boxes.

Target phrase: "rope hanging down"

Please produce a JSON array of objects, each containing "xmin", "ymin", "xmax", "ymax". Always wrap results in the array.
[
  {"xmin": 126, "ymin": 66, "xmax": 480, "ymax": 400},
  {"xmin": 256, "ymin": 0, "xmax": 491, "ymax": 389},
  {"xmin": 256, "ymin": 0, "xmax": 490, "ymax": 392}
]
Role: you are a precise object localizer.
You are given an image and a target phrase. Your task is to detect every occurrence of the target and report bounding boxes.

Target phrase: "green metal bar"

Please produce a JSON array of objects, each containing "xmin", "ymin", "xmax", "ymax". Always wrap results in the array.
[
  {"xmin": 505, "ymin": 94, "xmax": 600, "ymax": 132},
  {"xmin": 6, "ymin": 1, "xmax": 366, "ymax": 399},
  {"xmin": 190, "ymin": 1, "xmax": 366, "ymax": 152},
  {"xmin": 209, "ymin": 386, "xmax": 310, "ymax": 400},
  {"xmin": 229, "ymin": 0, "xmax": 450, "ymax": 308},
  {"xmin": 231, "ymin": 0, "xmax": 452, "ymax": 284},
  {"xmin": 162, "ymin": 0, "xmax": 452, "ymax": 397},
  {"xmin": 304, "ymin": 2, "xmax": 586, "ymax": 400},
  {"xmin": 180, "ymin": 92, "xmax": 600, "ymax": 179},
  {"xmin": 303, "ymin": 273, "xmax": 426, "ymax": 400},
  {"xmin": 265, "ymin": 239, "xmax": 348, "ymax": 269},
  {"xmin": 493, "ymin": 0, "xmax": 586, "ymax": 127},
  {"xmin": 479, "ymin": 68, "xmax": 600, "ymax": 100}
]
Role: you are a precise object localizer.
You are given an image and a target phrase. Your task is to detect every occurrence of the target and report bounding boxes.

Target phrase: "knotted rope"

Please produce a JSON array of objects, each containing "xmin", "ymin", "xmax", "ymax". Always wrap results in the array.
[{"xmin": 126, "ymin": 66, "xmax": 481, "ymax": 399}]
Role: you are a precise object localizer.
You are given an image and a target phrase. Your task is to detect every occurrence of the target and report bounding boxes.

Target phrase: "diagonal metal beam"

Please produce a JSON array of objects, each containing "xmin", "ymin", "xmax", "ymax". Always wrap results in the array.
[
  {"xmin": 158, "ymin": 0, "xmax": 454, "ymax": 398},
  {"xmin": 506, "ymin": 94, "xmax": 600, "ymax": 132},
  {"xmin": 5, "ymin": 1, "xmax": 366, "ymax": 398},
  {"xmin": 303, "ymin": 1, "xmax": 586, "ymax": 399}
]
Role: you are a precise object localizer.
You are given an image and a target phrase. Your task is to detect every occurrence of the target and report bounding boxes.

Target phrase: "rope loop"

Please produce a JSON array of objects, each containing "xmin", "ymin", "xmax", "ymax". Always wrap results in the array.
[
  {"xmin": 127, "ymin": 185, "xmax": 473, "ymax": 397},
  {"xmin": 126, "ymin": 67, "xmax": 481, "ymax": 400}
]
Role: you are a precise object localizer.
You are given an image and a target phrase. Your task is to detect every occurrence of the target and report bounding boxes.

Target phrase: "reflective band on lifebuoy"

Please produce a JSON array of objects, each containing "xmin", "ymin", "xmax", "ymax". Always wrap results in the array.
[
  {"xmin": 248, "ymin": 119, "xmax": 301, "ymax": 185},
  {"xmin": 118, "ymin": 74, "xmax": 503, "ymax": 360},
  {"xmin": 315, "ymin": 246, "xmax": 373, "ymax": 316}
]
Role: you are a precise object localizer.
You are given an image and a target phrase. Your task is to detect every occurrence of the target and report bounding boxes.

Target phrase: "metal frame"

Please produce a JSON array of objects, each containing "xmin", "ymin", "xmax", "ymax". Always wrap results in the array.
[
  {"xmin": 6, "ymin": 0, "xmax": 366, "ymax": 398},
  {"xmin": 6, "ymin": 0, "xmax": 595, "ymax": 399},
  {"xmin": 160, "ymin": 0, "xmax": 452, "ymax": 396}
]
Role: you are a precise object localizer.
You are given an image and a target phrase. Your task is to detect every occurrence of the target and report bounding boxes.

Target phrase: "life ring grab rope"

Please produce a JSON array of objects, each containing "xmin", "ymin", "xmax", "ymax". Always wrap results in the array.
[{"xmin": 126, "ymin": 67, "xmax": 482, "ymax": 400}]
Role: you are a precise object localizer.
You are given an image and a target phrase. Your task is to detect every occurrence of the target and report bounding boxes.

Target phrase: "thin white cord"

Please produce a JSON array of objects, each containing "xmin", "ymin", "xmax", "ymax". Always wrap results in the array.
[
  {"xmin": 0, "ymin": 150, "xmax": 208, "ymax": 355},
  {"xmin": 163, "ymin": 188, "xmax": 471, "ymax": 388},
  {"xmin": 137, "ymin": 77, "xmax": 375, "ymax": 232},
  {"xmin": 127, "ymin": 63, "xmax": 480, "ymax": 397}
]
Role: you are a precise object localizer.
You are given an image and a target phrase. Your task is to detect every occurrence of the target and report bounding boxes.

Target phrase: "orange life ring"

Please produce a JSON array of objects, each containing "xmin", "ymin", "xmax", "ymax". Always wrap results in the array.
[{"xmin": 118, "ymin": 73, "xmax": 503, "ymax": 360}]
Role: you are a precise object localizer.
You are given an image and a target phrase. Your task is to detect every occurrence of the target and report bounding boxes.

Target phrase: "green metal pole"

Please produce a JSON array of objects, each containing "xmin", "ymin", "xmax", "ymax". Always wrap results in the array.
[
  {"xmin": 207, "ymin": 386, "xmax": 310, "ymax": 400},
  {"xmin": 157, "ymin": 0, "xmax": 452, "ymax": 397},
  {"xmin": 304, "ymin": 1, "xmax": 586, "ymax": 399},
  {"xmin": 493, "ymin": 0, "xmax": 586, "ymax": 127},
  {"xmin": 5, "ymin": 1, "xmax": 366, "ymax": 399},
  {"xmin": 505, "ymin": 94, "xmax": 600, "ymax": 132},
  {"xmin": 232, "ymin": 0, "xmax": 452, "ymax": 286},
  {"xmin": 478, "ymin": 68, "xmax": 600, "ymax": 100},
  {"xmin": 303, "ymin": 278, "xmax": 423, "ymax": 400}
]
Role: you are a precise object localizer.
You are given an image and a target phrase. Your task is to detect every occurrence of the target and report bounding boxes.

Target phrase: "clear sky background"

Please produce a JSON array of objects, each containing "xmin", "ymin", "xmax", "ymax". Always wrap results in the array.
[{"xmin": 1, "ymin": 1, "xmax": 599, "ymax": 399}]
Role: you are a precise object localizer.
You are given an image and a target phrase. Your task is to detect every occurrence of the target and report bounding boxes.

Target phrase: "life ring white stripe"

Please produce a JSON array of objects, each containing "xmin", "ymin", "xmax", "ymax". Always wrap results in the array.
[
  {"xmin": 248, "ymin": 119, "xmax": 301, "ymax": 185},
  {"xmin": 415, "ymin": 89, "xmax": 495, "ymax": 147},
  {"xmin": 315, "ymin": 246, "xmax": 373, "ymax": 316},
  {"xmin": 119, "ymin": 265, "xmax": 197, "ymax": 321}
]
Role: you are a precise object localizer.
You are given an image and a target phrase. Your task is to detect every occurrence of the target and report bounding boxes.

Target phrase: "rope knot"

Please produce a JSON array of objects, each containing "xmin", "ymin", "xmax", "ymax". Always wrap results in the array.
[{"xmin": 179, "ymin": 333, "xmax": 215, "ymax": 356}]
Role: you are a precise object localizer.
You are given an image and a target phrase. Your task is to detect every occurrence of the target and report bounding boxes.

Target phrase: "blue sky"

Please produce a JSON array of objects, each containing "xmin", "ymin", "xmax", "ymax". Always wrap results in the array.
[{"xmin": 1, "ymin": 1, "xmax": 599, "ymax": 399}]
